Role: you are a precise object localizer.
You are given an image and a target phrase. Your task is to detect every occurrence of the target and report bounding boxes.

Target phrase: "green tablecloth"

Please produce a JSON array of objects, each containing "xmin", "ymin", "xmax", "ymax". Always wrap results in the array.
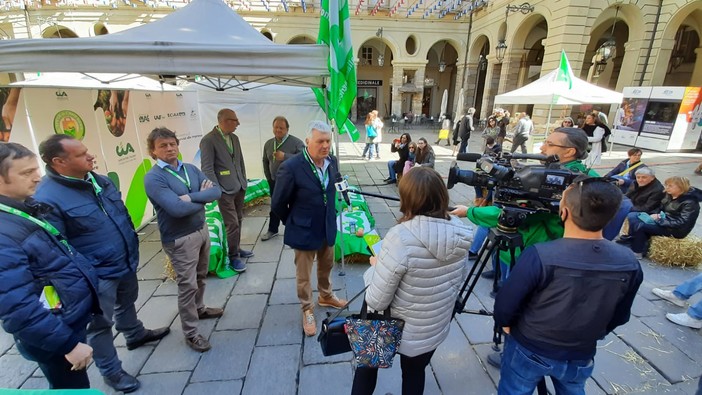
[
  {"xmin": 245, "ymin": 178, "xmax": 270, "ymax": 203},
  {"xmin": 334, "ymin": 187, "xmax": 377, "ymax": 261},
  {"xmin": 205, "ymin": 201, "xmax": 238, "ymax": 279}
]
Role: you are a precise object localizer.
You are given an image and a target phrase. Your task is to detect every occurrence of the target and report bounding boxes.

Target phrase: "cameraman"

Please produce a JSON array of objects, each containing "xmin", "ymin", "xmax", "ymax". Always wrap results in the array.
[
  {"xmin": 494, "ymin": 177, "xmax": 642, "ymax": 395},
  {"xmin": 452, "ymin": 127, "xmax": 597, "ymax": 278}
]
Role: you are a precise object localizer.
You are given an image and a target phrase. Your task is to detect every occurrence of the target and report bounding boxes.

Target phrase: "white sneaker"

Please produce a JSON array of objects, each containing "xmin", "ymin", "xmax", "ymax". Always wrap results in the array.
[
  {"xmin": 666, "ymin": 313, "xmax": 702, "ymax": 329},
  {"xmin": 652, "ymin": 288, "xmax": 687, "ymax": 307}
]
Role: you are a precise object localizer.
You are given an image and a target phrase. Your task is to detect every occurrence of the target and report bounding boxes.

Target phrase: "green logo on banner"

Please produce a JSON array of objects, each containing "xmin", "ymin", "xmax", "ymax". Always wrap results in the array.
[
  {"xmin": 53, "ymin": 110, "xmax": 86, "ymax": 140},
  {"xmin": 116, "ymin": 142, "xmax": 135, "ymax": 157}
]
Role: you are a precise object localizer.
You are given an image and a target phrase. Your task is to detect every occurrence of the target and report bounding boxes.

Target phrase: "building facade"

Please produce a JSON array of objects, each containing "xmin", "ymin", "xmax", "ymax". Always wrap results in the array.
[{"xmin": 0, "ymin": 0, "xmax": 700, "ymax": 127}]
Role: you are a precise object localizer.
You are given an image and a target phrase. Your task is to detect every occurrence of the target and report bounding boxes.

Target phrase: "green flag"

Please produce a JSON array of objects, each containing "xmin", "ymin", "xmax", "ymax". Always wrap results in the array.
[
  {"xmin": 313, "ymin": 0, "xmax": 360, "ymax": 141},
  {"xmin": 555, "ymin": 50, "xmax": 574, "ymax": 90}
]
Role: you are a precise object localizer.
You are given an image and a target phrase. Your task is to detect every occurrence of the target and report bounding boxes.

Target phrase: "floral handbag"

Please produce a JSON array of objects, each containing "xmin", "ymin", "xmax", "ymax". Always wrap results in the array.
[{"xmin": 345, "ymin": 299, "xmax": 405, "ymax": 368}]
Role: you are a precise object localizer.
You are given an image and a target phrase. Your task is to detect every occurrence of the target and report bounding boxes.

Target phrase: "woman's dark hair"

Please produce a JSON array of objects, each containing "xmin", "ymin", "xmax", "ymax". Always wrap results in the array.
[
  {"xmin": 398, "ymin": 167, "xmax": 449, "ymax": 223},
  {"xmin": 415, "ymin": 137, "xmax": 433, "ymax": 164},
  {"xmin": 400, "ymin": 133, "xmax": 412, "ymax": 144},
  {"xmin": 146, "ymin": 127, "xmax": 179, "ymax": 159}
]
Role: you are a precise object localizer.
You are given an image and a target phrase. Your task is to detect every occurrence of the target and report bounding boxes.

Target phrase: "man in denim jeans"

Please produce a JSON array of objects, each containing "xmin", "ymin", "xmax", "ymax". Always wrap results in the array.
[
  {"xmin": 652, "ymin": 273, "xmax": 702, "ymax": 329},
  {"xmin": 494, "ymin": 177, "xmax": 642, "ymax": 395}
]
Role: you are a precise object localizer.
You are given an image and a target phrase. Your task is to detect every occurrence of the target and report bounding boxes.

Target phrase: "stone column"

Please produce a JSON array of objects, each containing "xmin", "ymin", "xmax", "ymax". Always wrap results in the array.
[
  {"xmin": 480, "ymin": 54, "xmax": 500, "ymax": 120},
  {"xmin": 391, "ymin": 63, "xmax": 404, "ymax": 116},
  {"xmin": 691, "ymin": 47, "xmax": 702, "ymax": 86},
  {"xmin": 411, "ymin": 66, "xmax": 426, "ymax": 116}
]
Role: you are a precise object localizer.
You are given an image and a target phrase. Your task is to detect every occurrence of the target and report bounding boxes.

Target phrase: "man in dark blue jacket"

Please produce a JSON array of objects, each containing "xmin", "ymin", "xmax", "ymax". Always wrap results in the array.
[
  {"xmin": 271, "ymin": 120, "xmax": 347, "ymax": 337},
  {"xmin": 494, "ymin": 176, "xmax": 643, "ymax": 395},
  {"xmin": 35, "ymin": 135, "xmax": 169, "ymax": 393},
  {"xmin": 0, "ymin": 142, "xmax": 99, "ymax": 389}
]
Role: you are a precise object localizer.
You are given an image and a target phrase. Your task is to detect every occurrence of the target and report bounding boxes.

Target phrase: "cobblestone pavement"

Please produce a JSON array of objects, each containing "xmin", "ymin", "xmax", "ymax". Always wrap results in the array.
[{"xmin": 1, "ymin": 126, "xmax": 702, "ymax": 394}]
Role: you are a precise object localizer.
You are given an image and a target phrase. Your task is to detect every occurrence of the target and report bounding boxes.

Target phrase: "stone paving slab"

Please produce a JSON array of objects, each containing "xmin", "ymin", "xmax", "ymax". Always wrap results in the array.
[
  {"xmin": 132, "ymin": 372, "xmax": 191, "ymax": 395},
  {"xmin": 276, "ymin": 249, "xmax": 297, "ymax": 279},
  {"xmin": 248, "ymin": 236, "xmax": 284, "ymax": 263},
  {"xmin": 137, "ymin": 240, "xmax": 162, "ymax": 269},
  {"xmin": 640, "ymin": 315, "xmax": 702, "ymax": 368},
  {"xmin": 431, "ymin": 321, "xmax": 496, "ymax": 395},
  {"xmin": 203, "ymin": 274, "xmax": 239, "ymax": 308},
  {"xmin": 456, "ymin": 313, "xmax": 496, "ymax": 345},
  {"xmin": 591, "ymin": 332, "xmax": 667, "ymax": 393},
  {"xmin": 133, "ymin": 279, "xmax": 161, "ymax": 311},
  {"xmin": 190, "ymin": 329, "xmax": 257, "ymax": 382},
  {"xmin": 217, "ymin": 294, "xmax": 268, "ymax": 331},
  {"xmin": 256, "ymin": 304, "xmax": 303, "ymax": 346},
  {"xmin": 231, "ymin": 262, "xmax": 276, "ymax": 295},
  {"xmin": 242, "ymin": 345, "xmax": 299, "ymax": 395},
  {"xmin": 0, "ymin": 330, "xmax": 14, "ymax": 355},
  {"xmin": 301, "ymin": 331, "xmax": 352, "ymax": 366},
  {"xmin": 153, "ymin": 279, "xmax": 178, "ymax": 296},
  {"xmin": 141, "ymin": 316, "xmax": 217, "ymax": 374},
  {"xmin": 298, "ymin": 362, "xmax": 353, "ymax": 395},
  {"xmin": 269, "ymin": 278, "xmax": 300, "ymax": 305},
  {"xmin": 85, "ymin": 344, "xmax": 156, "ymax": 394},
  {"xmin": 0, "ymin": 354, "xmax": 38, "ymax": 389},
  {"xmin": 240, "ymin": 216, "xmax": 266, "ymax": 246},
  {"xmin": 136, "ymin": 251, "xmax": 169, "ymax": 280},
  {"xmin": 184, "ymin": 380, "xmax": 243, "ymax": 395},
  {"xmin": 614, "ymin": 319, "xmax": 701, "ymax": 384}
]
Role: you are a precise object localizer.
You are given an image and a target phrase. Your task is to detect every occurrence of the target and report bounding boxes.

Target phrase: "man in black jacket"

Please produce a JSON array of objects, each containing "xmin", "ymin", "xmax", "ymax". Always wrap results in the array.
[
  {"xmin": 625, "ymin": 167, "xmax": 665, "ymax": 214},
  {"xmin": 494, "ymin": 176, "xmax": 642, "ymax": 395}
]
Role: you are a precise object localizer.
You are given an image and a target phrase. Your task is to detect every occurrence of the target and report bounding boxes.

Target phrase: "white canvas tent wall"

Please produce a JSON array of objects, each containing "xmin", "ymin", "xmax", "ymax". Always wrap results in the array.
[
  {"xmin": 0, "ymin": 0, "xmax": 329, "ymax": 91},
  {"xmin": 494, "ymin": 68, "xmax": 623, "ymax": 133},
  {"xmin": 190, "ymin": 82, "xmax": 326, "ymax": 179}
]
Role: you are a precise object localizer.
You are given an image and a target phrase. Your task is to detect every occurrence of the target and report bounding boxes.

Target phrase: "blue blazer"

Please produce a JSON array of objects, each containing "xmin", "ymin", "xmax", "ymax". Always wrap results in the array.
[{"xmin": 271, "ymin": 153, "xmax": 339, "ymax": 251}]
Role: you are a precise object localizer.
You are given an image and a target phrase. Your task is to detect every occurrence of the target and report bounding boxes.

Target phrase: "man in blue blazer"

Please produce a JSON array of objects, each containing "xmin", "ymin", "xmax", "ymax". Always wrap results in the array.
[{"xmin": 271, "ymin": 120, "xmax": 347, "ymax": 337}]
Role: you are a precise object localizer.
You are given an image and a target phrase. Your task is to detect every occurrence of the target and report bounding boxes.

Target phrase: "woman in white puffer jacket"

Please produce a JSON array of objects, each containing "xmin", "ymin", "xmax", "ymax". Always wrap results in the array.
[{"xmin": 351, "ymin": 167, "xmax": 472, "ymax": 395}]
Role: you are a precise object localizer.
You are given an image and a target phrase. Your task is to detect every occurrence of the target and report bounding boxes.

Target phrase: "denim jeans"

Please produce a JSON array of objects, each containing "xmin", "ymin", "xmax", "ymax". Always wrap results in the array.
[
  {"xmin": 603, "ymin": 197, "xmax": 633, "ymax": 241},
  {"xmin": 387, "ymin": 160, "xmax": 398, "ymax": 181},
  {"xmin": 459, "ymin": 139, "xmax": 469, "ymax": 154},
  {"xmin": 498, "ymin": 336, "xmax": 594, "ymax": 395},
  {"xmin": 673, "ymin": 273, "xmax": 702, "ymax": 320},
  {"xmin": 362, "ymin": 143, "xmax": 375, "ymax": 159},
  {"xmin": 88, "ymin": 271, "xmax": 147, "ymax": 377},
  {"xmin": 627, "ymin": 211, "xmax": 674, "ymax": 253},
  {"xmin": 16, "ymin": 335, "xmax": 91, "ymax": 389}
]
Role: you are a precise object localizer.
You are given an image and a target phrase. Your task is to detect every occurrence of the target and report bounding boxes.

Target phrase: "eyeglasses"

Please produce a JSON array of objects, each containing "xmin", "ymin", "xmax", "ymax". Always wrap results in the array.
[
  {"xmin": 563, "ymin": 121, "xmax": 573, "ymax": 125},
  {"xmin": 542, "ymin": 141, "xmax": 572, "ymax": 149},
  {"xmin": 225, "ymin": 118, "xmax": 239, "ymax": 122}
]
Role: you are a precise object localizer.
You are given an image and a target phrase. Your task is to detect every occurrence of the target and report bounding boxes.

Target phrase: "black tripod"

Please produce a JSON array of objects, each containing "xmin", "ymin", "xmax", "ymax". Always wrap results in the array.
[{"xmin": 452, "ymin": 206, "xmax": 549, "ymax": 395}]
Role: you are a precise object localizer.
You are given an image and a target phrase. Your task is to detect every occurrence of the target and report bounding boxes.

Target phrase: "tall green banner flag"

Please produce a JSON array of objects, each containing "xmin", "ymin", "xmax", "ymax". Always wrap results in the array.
[
  {"xmin": 555, "ymin": 50, "xmax": 574, "ymax": 90},
  {"xmin": 313, "ymin": 0, "xmax": 360, "ymax": 141}
]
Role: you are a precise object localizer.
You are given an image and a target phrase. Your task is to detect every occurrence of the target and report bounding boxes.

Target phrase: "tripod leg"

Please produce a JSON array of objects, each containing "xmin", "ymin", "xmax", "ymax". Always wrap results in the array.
[{"xmin": 454, "ymin": 238, "xmax": 501, "ymax": 316}]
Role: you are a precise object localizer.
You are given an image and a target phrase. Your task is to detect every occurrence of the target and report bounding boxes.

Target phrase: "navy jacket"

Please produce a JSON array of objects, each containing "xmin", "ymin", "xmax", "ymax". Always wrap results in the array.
[
  {"xmin": 35, "ymin": 168, "xmax": 139, "ymax": 279},
  {"xmin": 0, "ymin": 195, "xmax": 99, "ymax": 356},
  {"xmin": 271, "ymin": 152, "xmax": 339, "ymax": 251}
]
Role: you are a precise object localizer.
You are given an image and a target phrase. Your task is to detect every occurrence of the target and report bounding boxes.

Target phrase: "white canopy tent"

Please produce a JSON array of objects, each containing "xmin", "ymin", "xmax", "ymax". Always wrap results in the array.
[
  {"xmin": 12, "ymin": 73, "xmax": 181, "ymax": 91},
  {"xmin": 494, "ymin": 67, "xmax": 623, "ymax": 133},
  {"xmin": 0, "ymin": 0, "xmax": 329, "ymax": 91}
]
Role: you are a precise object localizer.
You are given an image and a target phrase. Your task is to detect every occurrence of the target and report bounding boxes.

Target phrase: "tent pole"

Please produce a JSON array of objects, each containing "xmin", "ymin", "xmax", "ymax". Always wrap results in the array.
[
  {"xmin": 325, "ymin": 83, "xmax": 346, "ymax": 277},
  {"xmin": 545, "ymin": 103, "xmax": 553, "ymax": 135}
]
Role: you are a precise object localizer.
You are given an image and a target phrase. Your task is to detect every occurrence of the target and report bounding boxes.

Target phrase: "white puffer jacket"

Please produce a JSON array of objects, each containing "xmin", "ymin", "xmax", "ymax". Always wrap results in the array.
[{"xmin": 363, "ymin": 215, "xmax": 471, "ymax": 357}]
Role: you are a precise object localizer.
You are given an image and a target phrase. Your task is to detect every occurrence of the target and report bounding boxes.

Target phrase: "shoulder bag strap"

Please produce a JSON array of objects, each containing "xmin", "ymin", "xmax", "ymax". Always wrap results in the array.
[
  {"xmin": 617, "ymin": 161, "xmax": 644, "ymax": 177},
  {"xmin": 326, "ymin": 285, "xmax": 369, "ymax": 322}
]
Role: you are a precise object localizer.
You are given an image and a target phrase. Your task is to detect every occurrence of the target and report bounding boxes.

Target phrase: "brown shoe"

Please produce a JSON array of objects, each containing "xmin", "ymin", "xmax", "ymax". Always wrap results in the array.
[
  {"xmin": 302, "ymin": 310, "xmax": 317, "ymax": 337},
  {"xmin": 185, "ymin": 334, "xmax": 211, "ymax": 352},
  {"xmin": 318, "ymin": 294, "xmax": 348, "ymax": 310},
  {"xmin": 198, "ymin": 306, "xmax": 224, "ymax": 319}
]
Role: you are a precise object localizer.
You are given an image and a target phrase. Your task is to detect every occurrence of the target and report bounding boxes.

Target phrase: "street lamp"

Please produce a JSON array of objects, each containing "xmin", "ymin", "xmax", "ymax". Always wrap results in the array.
[
  {"xmin": 595, "ymin": 6, "xmax": 619, "ymax": 73},
  {"xmin": 495, "ymin": 40, "xmax": 508, "ymax": 62}
]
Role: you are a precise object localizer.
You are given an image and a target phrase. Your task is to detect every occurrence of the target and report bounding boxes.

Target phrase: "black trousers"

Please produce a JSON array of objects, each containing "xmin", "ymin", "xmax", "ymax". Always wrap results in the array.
[
  {"xmin": 268, "ymin": 179, "xmax": 281, "ymax": 233},
  {"xmin": 16, "ymin": 337, "xmax": 90, "ymax": 389},
  {"xmin": 351, "ymin": 349, "xmax": 436, "ymax": 395}
]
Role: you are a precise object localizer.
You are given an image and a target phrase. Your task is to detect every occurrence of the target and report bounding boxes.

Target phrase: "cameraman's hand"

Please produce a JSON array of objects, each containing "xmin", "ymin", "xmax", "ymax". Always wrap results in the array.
[
  {"xmin": 450, "ymin": 205, "xmax": 468, "ymax": 218},
  {"xmin": 502, "ymin": 326, "xmax": 511, "ymax": 335},
  {"xmin": 369, "ymin": 256, "xmax": 377, "ymax": 266}
]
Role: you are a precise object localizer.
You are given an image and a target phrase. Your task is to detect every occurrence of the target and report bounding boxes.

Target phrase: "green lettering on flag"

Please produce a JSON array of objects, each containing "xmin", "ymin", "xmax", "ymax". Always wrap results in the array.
[
  {"xmin": 555, "ymin": 50, "xmax": 574, "ymax": 90},
  {"xmin": 313, "ymin": 0, "xmax": 360, "ymax": 142}
]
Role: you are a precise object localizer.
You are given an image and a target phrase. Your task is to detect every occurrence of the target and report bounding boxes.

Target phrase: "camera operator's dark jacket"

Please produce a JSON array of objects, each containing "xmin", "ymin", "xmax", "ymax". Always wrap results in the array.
[
  {"xmin": 657, "ymin": 188, "xmax": 702, "ymax": 238},
  {"xmin": 625, "ymin": 178, "xmax": 664, "ymax": 214},
  {"xmin": 494, "ymin": 239, "xmax": 642, "ymax": 360}
]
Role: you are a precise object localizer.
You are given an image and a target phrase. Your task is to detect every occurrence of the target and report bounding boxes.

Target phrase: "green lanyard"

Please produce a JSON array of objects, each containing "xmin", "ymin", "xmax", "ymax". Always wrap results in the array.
[
  {"xmin": 0, "ymin": 202, "xmax": 73, "ymax": 253},
  {"xmin": 217, "ymin": 126, "xmax": 234, "ymax": 155},
  {"xmin": 272, "ymin": 135, "xmax": 289, "ymax": 161},
  {"xmin": 302, "ymin": 148, "xmax": 329, "ymax": 206},
  {"xmin": 164, "ymin": 165, "xmax": 191, "ymax": 192},
  {"xmin": 85, "ymin": 173, "xmax": 103, "ymax": 196}
]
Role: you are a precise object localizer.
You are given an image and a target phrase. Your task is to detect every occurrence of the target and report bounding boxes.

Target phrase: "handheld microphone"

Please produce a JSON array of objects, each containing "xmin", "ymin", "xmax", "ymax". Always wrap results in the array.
[
  {"xmin": 455, "ymin": 153, "xmax": 484, "ymax": 162},
  {"xmin": 334, "ymin": 174, "xmax": 351, "ymax": 206}
]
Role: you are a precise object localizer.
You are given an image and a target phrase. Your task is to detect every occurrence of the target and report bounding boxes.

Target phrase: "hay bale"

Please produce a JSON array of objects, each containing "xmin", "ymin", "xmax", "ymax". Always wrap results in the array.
[
  {"xmin": 244, "ymin": 196, "xmax": 267, "ymax": 208},
  {"xmin": 647, "ymin": 235, "xmax": 702, "ymax": 268}
]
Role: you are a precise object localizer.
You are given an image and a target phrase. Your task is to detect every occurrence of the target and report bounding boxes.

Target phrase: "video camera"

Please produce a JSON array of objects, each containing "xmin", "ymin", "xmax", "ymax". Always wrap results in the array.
[{"xmin": 447, "ymin": 152, "xmax": 581, "ymax": 217}]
